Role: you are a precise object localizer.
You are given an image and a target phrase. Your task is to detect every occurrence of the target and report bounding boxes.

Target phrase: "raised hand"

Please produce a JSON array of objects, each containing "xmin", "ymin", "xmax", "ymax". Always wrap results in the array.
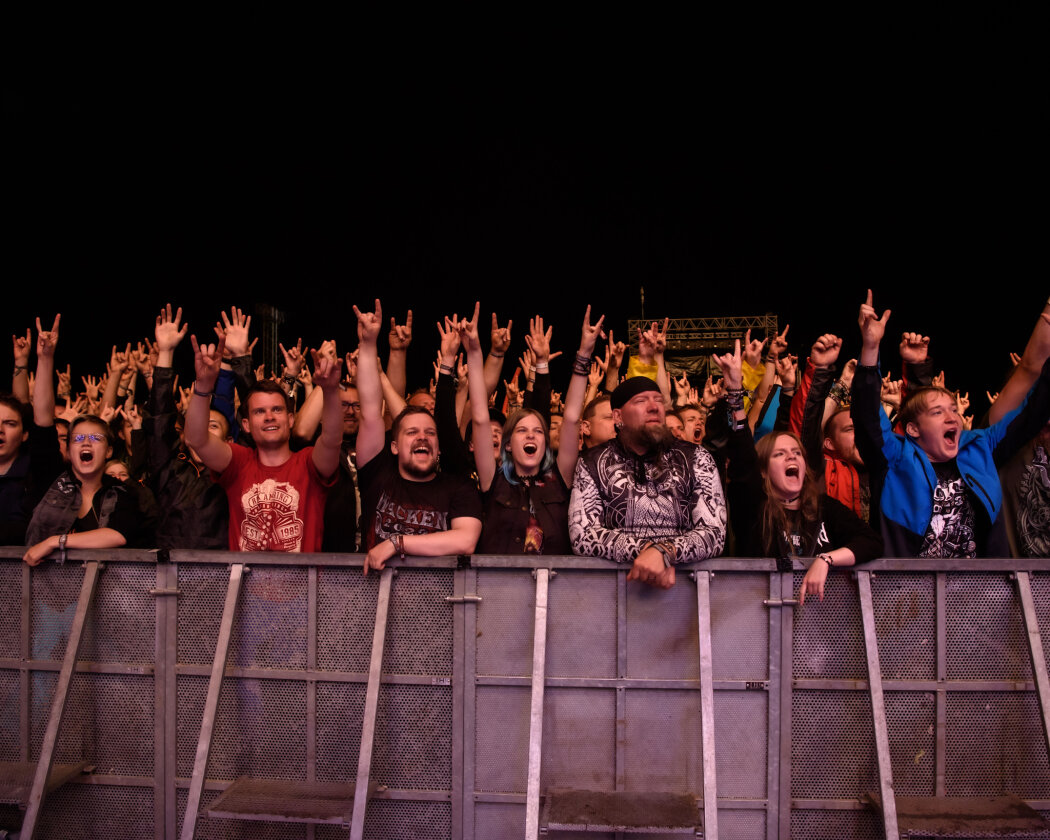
[
  {"xmin": 353, "ymin": 299, "xmax": 383, "ymax": 345},
  {"xmin": 712, "ymin": 340, "xmax": 744, "ymax": 390},
  {"xmin": 279, "ymin": 338, "xmax": 305, "ymax": 377},
  {"xmin": 81, "ymin": 375, "xmax": 101, "ymax": 402},
  {"xmin": 12, "ymin": 328, "xmax": 31, "ymax": 367},
  {"xmin": 56, "ymin": 364, "xmax": 71, "ymax": 398},
  {"xmin": 459, "ymin": 302, "xmax": 482, "ymax": 352},
  {"xmin": 345, "ymin": 350, "xmax": 359, "ymax": 383},
  {"xmin": 881, "ymin": 376, "xmax": 902, "ymax": 409},
  {"xmin": 525, "ymin": 314, "xmax": 553, "ymax": 363},
  {"xmin": 932, "ymin": 371, "xmax": 946, "ymax": 389},
  {"xmin": 155, "ymin": 303, "xmax": 188, "ymax": 352},
  {"xmin": 588, "ymin": 358, "xmax": 607, "ymax": 389},
  {"xmin": 490, "ymin": 313, "xmax": 512, "ymax": 355},
  {"xmin": 858, "ymin": 289, "xmax": 891, "ymax": 349},
  {"xmin": 579, "ymin": 304, "xmax": 606, "ymax": 356},
  {"xmin": 701, "ymin": 375, "xmax": 723, "ymax": 408},
  {"xmin": 437, "ymin": 314, "xmax": 462, "ymax": 363},
  {"xmin": 311, "ymin": 348, "xmax": 343, "ymax": 390},
  {"xmin": 769, "ymin": 324, "xmax": 790, "ymax": 359},
  {"xmin": 518, "ymin": 348, "xmax": 535, "ymax": 382},
  {"xmin": 899, "ymin": 332, "xmax": 930, "ymax": 365},
  {"xmin": 1010, "ymin": 351, "xmax": 1022, "ymax": 368},
  {"xmin": 36, "ymin": 314, "xmax": 61, "ymax": 359},
  {"xmin": 608, "ymin": 330, "xmax": 626, "ymax": 368},
  {"xmin": 504, "ymin": 368, "xmax": 522, "ymax": 407},
  {"xmin": 191, "ymin": 334, "xmax": 226, "ymax": 389},
  {"xmin": 388, "ymin": 310, "xmax": 413, "ymax": 351},
  {"xmin": 810, "ymin": 334, "xmax": 842, "ymax": 367},
  {"xmin": 775, "ymin": 353, "xmax": 798, "ymax": 387},
  {"xmin": 840, "ymin": 359, "xmax": 857, "ymax": 388},
  {"xmin": 956, "ymin": 391, "xmax": 970, "ymax": 415},
  {"xmin": 214, "ymin": 306, "xmax": 255, "ymax": 357}
]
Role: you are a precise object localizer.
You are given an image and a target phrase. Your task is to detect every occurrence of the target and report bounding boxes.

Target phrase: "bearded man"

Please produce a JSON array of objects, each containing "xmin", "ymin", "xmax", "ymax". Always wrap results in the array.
[{"xmin": 569, "ymin": 376, "xmax": 727, "ymax": 588}]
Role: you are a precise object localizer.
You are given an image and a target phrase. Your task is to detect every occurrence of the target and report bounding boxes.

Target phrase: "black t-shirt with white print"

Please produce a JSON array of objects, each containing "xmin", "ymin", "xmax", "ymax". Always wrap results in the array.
[{"xmin": 920, "ymin": 460, "xmax": 979, "ymax": 559}]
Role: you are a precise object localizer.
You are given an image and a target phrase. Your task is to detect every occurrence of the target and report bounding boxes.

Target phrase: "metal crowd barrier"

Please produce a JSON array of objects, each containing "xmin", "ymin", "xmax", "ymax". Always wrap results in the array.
[{"xmin": 1, "ymin": 548, "xmax": 1049, "ymax": 839}]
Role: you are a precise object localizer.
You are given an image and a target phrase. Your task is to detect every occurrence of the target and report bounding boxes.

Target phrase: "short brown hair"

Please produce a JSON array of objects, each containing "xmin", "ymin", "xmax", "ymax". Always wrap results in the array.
[{"xmin": 899, "ymin": 386, "xmax": 955, "ymax": 432}]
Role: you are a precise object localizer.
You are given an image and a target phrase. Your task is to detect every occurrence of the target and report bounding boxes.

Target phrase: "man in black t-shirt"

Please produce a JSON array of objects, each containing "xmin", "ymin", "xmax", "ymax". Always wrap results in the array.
[{"xmin": 353, "ymin": 300, "xmax": 482, "ymax": 574}]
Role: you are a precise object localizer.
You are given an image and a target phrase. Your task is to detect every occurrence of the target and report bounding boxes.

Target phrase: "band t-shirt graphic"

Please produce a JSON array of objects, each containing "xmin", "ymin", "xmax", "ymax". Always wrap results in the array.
[
  {"xmin": 217, "ymin": 445, "xmax": 333, "ymax": 552},
  {"xmin": 358, "ymin": 453, "xmax": 483, "ymax": 550},
  {"xmin": 920, "ymin": 461, "xmax": 977, "ymax": 559}
]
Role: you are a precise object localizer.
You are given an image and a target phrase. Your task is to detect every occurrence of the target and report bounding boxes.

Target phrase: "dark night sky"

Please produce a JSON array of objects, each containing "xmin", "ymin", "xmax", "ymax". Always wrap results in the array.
[{"xmin": 4, "ymin": 23, "xmax": 1043, "ymax": 413}]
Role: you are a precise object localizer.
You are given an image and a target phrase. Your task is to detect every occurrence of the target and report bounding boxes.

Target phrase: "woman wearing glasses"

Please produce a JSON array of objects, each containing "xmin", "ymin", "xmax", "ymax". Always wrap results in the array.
[{"xmin": 23, "ymin": 415, "xmax": 142, "ymax": 565}]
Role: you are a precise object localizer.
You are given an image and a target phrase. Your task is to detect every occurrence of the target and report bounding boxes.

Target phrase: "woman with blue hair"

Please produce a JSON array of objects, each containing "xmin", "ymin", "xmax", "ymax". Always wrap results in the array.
[{"xmin": 461, "ymin": 304, "xmax": 604, "ymax": 554}]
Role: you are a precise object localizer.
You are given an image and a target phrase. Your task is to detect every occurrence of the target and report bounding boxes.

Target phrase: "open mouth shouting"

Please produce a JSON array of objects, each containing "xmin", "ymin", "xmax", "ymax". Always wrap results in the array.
[{"xmin": 523, "ymin": 442, "xmax": 539, "ymax": 456}]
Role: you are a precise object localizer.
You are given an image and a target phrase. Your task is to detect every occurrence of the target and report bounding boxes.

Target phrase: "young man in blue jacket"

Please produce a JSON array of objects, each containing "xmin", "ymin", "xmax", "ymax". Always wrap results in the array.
[{"xmin": 853, "ymin": 290, "xmax": 1050, "ymax": 557}]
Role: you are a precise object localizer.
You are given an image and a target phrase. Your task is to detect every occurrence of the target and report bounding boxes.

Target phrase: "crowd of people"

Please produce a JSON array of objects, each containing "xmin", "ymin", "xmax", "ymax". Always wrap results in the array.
[{"xmin": 2, "ymin": 291, "xmax": 1049, "ymax": 604}]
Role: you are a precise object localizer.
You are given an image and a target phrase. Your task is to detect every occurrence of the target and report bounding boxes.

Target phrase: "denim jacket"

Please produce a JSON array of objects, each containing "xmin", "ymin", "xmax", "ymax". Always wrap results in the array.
[{"xmin": 26, "ymin": 471, "xmax": 129, "ymax": 545}]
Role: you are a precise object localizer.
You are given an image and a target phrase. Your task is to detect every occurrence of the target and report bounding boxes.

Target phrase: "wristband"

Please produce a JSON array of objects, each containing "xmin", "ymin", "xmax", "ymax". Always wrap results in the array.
[
  {"xmin": 193, "ymin": 386, "xmax": 214, "ymax": 398},
  {"xmin": 439, "ymin": 364, "xmax": 454, "ymax": 375},
  {"xmin": 534, "ymin": 362, "xmax": 549, "ymax": 373},
  {"xmin": 390, "ymin": 534, "xmax": 406, "ymax": 559},
  {"xmin": 817, "ymin": 553, "xmax": 834, "ymax": 568},
  {"xmin": 725, "ymin": 388, "xmax": 745, "ymax": 413},
  {"xmin": 489, "ymin": 350, "xmax": 505, "ymax": 358}
]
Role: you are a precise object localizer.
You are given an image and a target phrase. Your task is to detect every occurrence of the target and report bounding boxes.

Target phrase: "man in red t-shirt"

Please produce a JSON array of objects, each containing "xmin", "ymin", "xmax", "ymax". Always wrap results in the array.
[{"xmin": 185, "ymin": 334, "xmax": 344, "ymax": 552}]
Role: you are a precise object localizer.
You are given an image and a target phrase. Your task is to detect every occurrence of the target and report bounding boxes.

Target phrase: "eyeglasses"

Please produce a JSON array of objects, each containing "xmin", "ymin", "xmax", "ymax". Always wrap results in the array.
[
  {"xmin": 73, "ymin": 433, "xmax": 106, "ymax": 443},
  {"xmin": 341, "ymin": 402, "xmax": 362, "ymax": 412}
]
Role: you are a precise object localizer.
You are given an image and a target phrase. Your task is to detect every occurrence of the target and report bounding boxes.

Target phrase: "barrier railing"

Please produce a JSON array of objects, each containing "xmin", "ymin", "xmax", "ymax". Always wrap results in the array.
[{"xmin": 1, "ymin": 548, "xmax": 1049, "ymax": 839}]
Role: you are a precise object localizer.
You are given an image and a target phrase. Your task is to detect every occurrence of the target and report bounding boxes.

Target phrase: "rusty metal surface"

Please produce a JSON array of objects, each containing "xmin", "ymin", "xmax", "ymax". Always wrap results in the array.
[
  {"xmin": 206, "ymin": 777, "xmax": 354, "ymax": 824},
  {"xmin": 868, "ymin": 792, "xmax": 1050, "ymax": 837},
  {"xmin": 543, "ymin": 788, "xmax": 700, "ymax": 832}
]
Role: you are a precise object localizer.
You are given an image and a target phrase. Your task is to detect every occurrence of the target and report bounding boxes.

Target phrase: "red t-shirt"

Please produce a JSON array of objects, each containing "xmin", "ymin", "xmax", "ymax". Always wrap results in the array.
[{"xmin": 217, "ymin": 444, "xmax": 334, "ymax": 552}]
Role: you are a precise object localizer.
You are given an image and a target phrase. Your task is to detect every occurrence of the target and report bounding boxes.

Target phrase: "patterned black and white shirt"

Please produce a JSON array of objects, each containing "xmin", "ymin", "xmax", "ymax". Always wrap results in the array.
[{"xmin": 569, "ymin": 437, "xmax": 726, "ymax": 562}]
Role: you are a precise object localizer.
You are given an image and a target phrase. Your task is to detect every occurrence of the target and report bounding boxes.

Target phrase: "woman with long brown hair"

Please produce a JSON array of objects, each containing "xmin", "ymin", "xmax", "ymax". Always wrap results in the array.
[{"xmin": 714, "ymin": 340, "xmax": 882, "ymax": 603}]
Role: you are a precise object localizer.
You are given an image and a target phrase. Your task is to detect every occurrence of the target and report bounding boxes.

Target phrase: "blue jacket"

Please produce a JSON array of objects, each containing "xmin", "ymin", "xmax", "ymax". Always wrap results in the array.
[{"xmin": 853, "ymin": 357, "xmax": 1050, "ymax": 557}]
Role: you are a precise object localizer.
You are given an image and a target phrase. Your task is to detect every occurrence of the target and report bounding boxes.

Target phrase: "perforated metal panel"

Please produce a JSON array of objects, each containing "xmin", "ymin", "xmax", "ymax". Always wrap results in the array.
[
  {"xmin": 1031, "ymin": 572, "xmax": 1050, "ymax": 676},
  {"xmin": 714, "ymin": 690, "xmax": 768, "ymax": 798},
  {"xmin": 626, "ymin": 576, "xmax": 699, "ymax": 680},
  {"xmin": 624, "ymin": 689, "xmax": 702, "ymax": 793},
  {"xmin": 946, "ymin": 692, "xmax": 1050, "ymax": 798},
  {"xmin": 78, "ymin": 562, "xmax": 156, "ymax": 664},
  {"xmin": 886, "ymin": 691, "xmax": 935, "ymax": 796},
  {"xmin": 474, "ymin": 801, "xmax": 525, "ymax": 839},
  {"xmin": 0, "ymin": 669, "xmax": 19, "ymax": 761},
  {"xmin": 791, "ymin": 689, "xmax": 877, "ymax": 798},
  {"xmin": 475, "ymin": 570, "xmax": 537, "ymax": 677},
  {"xmin": 31, "ymin": 563, "xmax": 81, "ymax": 661},
  {"xmin": 716, "ymin": 809, "xmax": 765, "ymax": 840},
  {"xmin": 385, "ymin": 569, "xmax": 454, "ymax": 676},
  {"xmin": 176, "ymin": 565, "xmax": 230, "ymax": 665},
  {"xmin": 37, "ymin": 783, "xmax": 153, "ymax": 839},
  {"xmin": 361, "ymin": 799, "xmax": 452, "ymax": 839},
  {"xmin": 29, "ymin": 673, "xmax": 154, "ymax": 775},
  {"xmin": 314, "ymin": 681, "xmax": 365, "ymax": 782},
  {"xmin": 946, "ymin": 573, "xmax": 1032, "ymax": 680},
  {"xmin": 792, "ymin": 571, "xmax": 866, "ymax": 679},
  {"xmin": 790, "ymin": 808, "xmax": 882, "ymax": 839},
  {"xmin": 545, "ymin": 570, "xmax": 616, "ymax": 679},
  {"xmin": 371, "ymin": 684, "xmax": 452, "ymax": 789},
  {"xmin": 711, "ymin": 573, "xmax": 769, "ymax": 680},
  {"xmin": 316, "ymin": 567, "xmax": 378, "ymax": 672},
  {"xmin": 871, "ymin": 573, "xmax": 936, "ymax": 680},
  {"xmin": 177, "ymin": 674, "xmax": 306, "ymax": 781},
  {"xmin": 230, "ymin": 566, "xmax": 308, "ymax": 669},
  {"xmin": 0, "ymin": 562, "xmax": 21, "ymax": 659},
  {"xmin": 475, "ymin": 686, "xmax": 616, "ymax": 794},
  {"xmin": 475, "ymin": 685, "xmax": 529, "ymax": 792}
]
